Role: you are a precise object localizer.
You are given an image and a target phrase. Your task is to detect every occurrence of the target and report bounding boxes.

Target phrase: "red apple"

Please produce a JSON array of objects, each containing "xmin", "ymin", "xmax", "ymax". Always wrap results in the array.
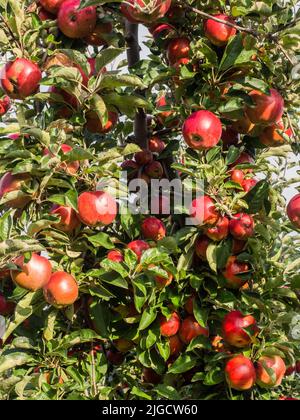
[
  {"xmin": 85, "ymin": 111, "xmax": 118, "ymax": 134},
  {"xmin": 107, "ymin": 250, "xmax": 124, "ymax": 263},
  {"xmin": 121, "ymin": 0, "xmax": 171, "ymax": 24},
  {"xmin": 245, "ymin": 89, "xmax": 284, "ymax": 125},
  {"xmin": 169, "ymin": 334, "xmax": 183, "ymax": 356},
  {"xmin": 0, "ymin": 172, "xmax": 31, "ymax": 208},
  {"xmin": 50, "ymin": 205, "xmax": 80, "ymax": 233},
  {"xmin": 195, "ymin": 235, "xmax": 210, "ymax": 260},
  {"xmin": 149, "ymin": 23, "xmax": 175, "ymax": 43},
  {"xmin": 205, "ymin": 216, "xmax": 229, "ymax": 241},
  {"xmin": 230, "ymin": 169, "xmax": 245, "ymax": 187},
  {"xmin": 156, "ymin": 95, "xmax": 179, "ymax": 127},
  {"xmin": 222, "ymin": 310, "xmax": 259, "ymax": 348},
  {"xmin": 167, "ymin": 37, "xmax": 190, "ymax": 65},
  {"xmin": 256, "ymin": 356, "xmax": 286, "ymax": 388},
  {"xmin": 0, "ymin": 58, "xmax": 42, "ymax": 99},
  {"xmin": 182, "ymin": 110, "xmax": 222, "ymax": 151},
  {"xmin": 143, "ymin": 367, "xmax": 161, "ymax": 384},
  {"xmin": 0, "ymin": 96, "xmax": 10, "ymax": 116},
  {"xmin": 204, "ymin": 14, "xmax": 237, "ymax": 46},
  {"xmin": 242, "ymin": 178, "xmax": 258, "ymax": 193},
  {"xmin": 121, "ymin": 160, "xmax": 139, "ymax": 179},
  {"xmin": 106, "ymin": 349, "xmax": 124, "ymax": 365},
  {"xmin": 78, "ymin": 191, "xmax": 117, "ymax": 227},
  {"xmin": 287, "ymin": 194, "xmax": 300, "ymax": 229},
  {"xmin": 134, "ymin": 150, "xmax": 153, "ymax": 166},
  {"xmin": 225, "ymin": 355, "xmax": 256, "ymax": 391},
  {"xmin": 184, "ymin": 294, "xmax": 196, "ymax": 315},
  {"xmin": 0, "ymin": 294, "xmax": 15, "ymax": 316},
  {"xmin": 43, "ymin": 271, "xmax": 78, "ymax": 306},
  {"xmin": 144, "ymin": 161, "xmax": 164, "ymax": 179},
  {"xmin": 127, "ymin": 240, "xmax": 150, "ymax": 261},
  {"xmin": 259, "ymin": 120, "xmax": 291, "ymax": 147},
  {"xmin": 142, "ymin": 217, "xmax": 166, "ymax": 241},
  {"xmin": 160, "ymin": 312, "xmax": 181, "ymax": 337},
  {"xmin": 189, "ymin": 195, "xmax": 220, "ymax": 226},
  {"xmin": 11, "ymin": 254, "xmax": 52, "ymax": 291},
  {"xmin": 229, "ymin": 213, "xmax": 255, "ymax": 240},
  {"xmin": 179, "ymin": 316, "xmax": 209, "ymax": 344},
  {"xmin": 232, "ymin": 239, "xmax": 247, "ymax": 255},
  {"xmin": 39, "ymin": 0, "xmax": 65, "ymax": 14},
  {"xmin": 58, "ymin": 0, "xmax": 97, "ymax": 39},
  {"xmin": 149, "ymin": 137, "xmax": 166, "ymax": 154},
  {"xmin": 155, "ymin": 271, "xmax": 173, "ymax": 288},
  {"xmin": 222, "ymin": 256, "xmax": 250, "ymax": 289},
  {"xmin": 84, "ymin": 22, "xmax": 113, "ymax": 46}
]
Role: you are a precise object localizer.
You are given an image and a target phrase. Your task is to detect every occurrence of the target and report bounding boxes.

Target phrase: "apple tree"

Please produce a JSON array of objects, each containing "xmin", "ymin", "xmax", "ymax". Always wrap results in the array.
[{"xmin": 0, "ymin": 0, "xmax": 300, "ymax": 400}]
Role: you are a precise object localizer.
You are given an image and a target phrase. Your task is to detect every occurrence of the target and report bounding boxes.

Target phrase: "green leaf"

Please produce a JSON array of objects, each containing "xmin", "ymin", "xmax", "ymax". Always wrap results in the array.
[
  {"xmin": 168, "ymin": 354, "xmax": 198, "ymax": 374},
  {"xmin": 0, "ymin": 352, "xmax": 32, "ymax": 374},
  {"xmin": 139, "ymin": 307, "xmax": 157, "ymax": 331},
  {"xmin": 87, "ymin": 232, "xmax": 115, "ymax": 249},
  {"xmin": 95, "ymin": 48, "xmax": 124, "ymax": 72},
  {"xmin": 245, "ymin": 180, "xmax": 269, "ymax": 214},
  {"xmin": 155, "ymin": 384, "xmax": 180, "ymax": 400},
  {"xmin": 219, "ymin": 34, "xmax": 256, "ymax": 71}
]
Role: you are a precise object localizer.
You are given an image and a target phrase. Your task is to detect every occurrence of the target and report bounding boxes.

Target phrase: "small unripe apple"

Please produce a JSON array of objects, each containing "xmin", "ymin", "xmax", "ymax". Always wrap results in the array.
[
  {"xmin": 142, "ymin": 217, "xmax": 166, "ymax": 241},
  {"xmin": 204, "ymin": 14, "xmax": 237, "ymax": 46},
  {"xmin": 195, "ymin": 235, "xmax": 210, "ymax": 260},
  {"xmin": 11, "ymin": 254, "xmax": 52, "ymax": 291},
  {"xmin": 167, "ymin": 37, "xmax": 190, "ymax": 65},
  {"xmin": 287, "ymin": 194, "xmax": 300, "ymax": 229},
  {"xmin": 183, "ymin": 110, "xmax": 222, "ymax": 151},
  {"xmin": 205, "ymin": 216, "xmax": 229, "ymax": 241},
  {"xmin": 229, "ymin": 213, "xmax": 255, "ymax": 240},
  {"xmin": 85, "ymin": 111, "xmax": 118, "ymax": 134},
  {"xmin": 58, "ymin": 0, "xmax": 96, "ymax": 38},
  {"xmin": 189, "ymin": 195, "xmax": 220, "ymax": 226},
  {"xmin": 160, "ymin": 312, "xmax": 181, "ymax": 337},
  {"xmin": 256, "ymin": 356, "xmax": 286, "ymax": 388},
  {"xmin": 50, "ymin": 205, "xmax": 81, "ymax": 233},
  {"xmin": 144, "ymin": 161, "xmax": 164, "ymax": 179},
  {"xmin": 245, "ymin": 89, "xmax": 284, "ymax": 125},
  {"xmin": 127, "ymin": 240, "xmax": 150, "ymax": 261},
  {"xmin": 225, "ymin": 355, "xmax": 256, "ymax": 391},
  {"xmin": 107, "ymin": 250, "xmax": 124, "ymax": 263},
  {"xmin": 179, "ymin": 316, "xmax": 209, "ymax": 344},
  {"xmin": 43, "ymin": 271, "xmax": 79, "ymax": 307},
  {"xmin": 78, "ymin": 191, "xmax": 117, "ymax": 227},
  {"xmin": 222, "ymin": 256, "xmax": 250, "ymax": 289},
  {"xmin": 134, "ymin": 150, "xmax": 153, "ymax": 166},
  {"xmin": 0, "ymin": 58, "xmax": 42, "ymax": 99},
  {"xmin": 149, "ymin": 137, "xmax": 166, "ymax": 154},
  {"xmin": 222, "ymin": 310, "xmax": 259, "ymax": 348}
]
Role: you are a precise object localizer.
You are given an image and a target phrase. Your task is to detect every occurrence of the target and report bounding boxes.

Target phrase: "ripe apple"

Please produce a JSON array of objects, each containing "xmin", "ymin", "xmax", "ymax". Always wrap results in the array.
[
  {"xmin": 121, "ymin": 160, "xmax": 139, "ymax": 181},
  {"xmin": 287, "ymin": 194, "xmax": 300, "ymax": 229},
  {"xmin": 120, "ymin": 0, "xmax": 171, "ymax": 24},
  {"xmin": 58, "ymin": 0, "xmax": 96, "ymax": 38},
  {"xmin": 155, "ymin": 271, "xmax": 173, "ymax": 288},
  {"xmin": 149, "ymin": 23, "xmax": 175, "ymax": 44},
  {"xmin": 229, "ymin": 213, "xmax": 255, "ymax": 240},
  {"xmin": 85, "ymin": 111, "xmax": 118, "ymax": 134},
  {"xmin": 134, "ymin": 150, "xmax": 153, "ymax": 166},
  {"xmin": 204, "ymin": 14, "xmax": 237, "ymax": 46},
  {"xmin": 50, "ymin": 204, "xmax": 80, "ymax": 233},
  {"xmin": 142, "ymin": 217, "xmax": 166, "ymax": 241},
  {"xmin": 0, "ymin": 172, "xmax": 31, "ymax": 208},
  {"xmin": 84, "ymin": 22, "xmax": 113, "ymax": 46},
  {"xmin": 167, "ymin": 37, "xmax": 190, "ymax": 65},
  {"xmin": 0, "ymin": 294, "xmax": 15, "ymax": 316},
  {"xmin": 11, "ymin": 254, "xmax": 52, "ymax": 291},
  {"xmin": 184, "ymin": 294, "xmax": 196, "ymax": 315},
  {"xmin": 39, "ymin": 0, "xmax": 65, "ymax": 14},
  {"xmin": 222, "ymin": 310, "xmax": 259, "ymax": 348},
  {"xmin": 0, "ymin": 58, "xmax": 42, "ymax": 99},
  {"xmin": 0, "ymin": 96, "xmax": 10, "ymax": 116},
  {"xmin": 230, "ymin": 169, "xmax": 245, "ymax": 186},
  {"xmin": 245, "ymin": 89, "xmax": 284, "ymax": 125},
  {"xmin": 205, "ymin": 216, "xmax": 229, "ymax": 241},
  {"xmin": 127, "ymin": 240, "xmax": 150, "ymax": 261},
  {"xmin": 182, "ymin": 110, "xmax": 222, "ymax": 150},
  {"xmin": 179, "ymin": 316, "xmax": 209, "ymax": 344},
  {"xmin": 156, "ymin": 95, "xmax": 179, "ymax": 127},
  {"xmin": 143, "ymin": 367, "xmax": 161, "ymax": 384},
  {"xmin": 106, "ymin": 349, "xmax": 124, "ymax": 366},
  {"xmin": 195, "ymin": 235, "xmax": 210, "ymax": 260},
  {"xmin": 232, "ymin": 239, "xmax": 247, "ymax": 255},
  {"xmin": 225, "ymin": 355, "xmax": 256, "ymax": 391},
  {"xmin": 160, "ymin": 312, "xmax": 181, "ymax": 337},
  {"xmin": 242, "ymin": 178, "xmax": 257, "ymax": 193},
  {"xmin": 259, "ymin": 120, "xmax": 291, "ymax": 147},
  {"xmin": 144, "ymin": 161, "xmax": 164, "ymax": 179},
  {"xmin": 149, "ymin": 137, "xmax": 166, "ymax": 154},
  {"xmin": 43, "ymin": 271, "xmax": 78, "ymax": 306},
  {"xmin": 222, "ymin": 256, "xmax": 250, "ymax": 289},
  {"xmin": 78, "ymin": 191, "xmax": 117, "ymax": 227},
  {"xmin": 43, "ymin": 143, "xmax": 80, "ymax": 175},
  {"xmin": 169, "ymin": 334, "xmax": 183, "ymax": 356},
  {"xmin": 189, "ymin": 195, "xmax": 220, "ymax": 226},
  {"xmin": 107, "ymin": 250, "xmax": 124, "ymax": 263},
  {"xmin": 256, "ymin": 355, "xmax": 286, "ymax": 388}
]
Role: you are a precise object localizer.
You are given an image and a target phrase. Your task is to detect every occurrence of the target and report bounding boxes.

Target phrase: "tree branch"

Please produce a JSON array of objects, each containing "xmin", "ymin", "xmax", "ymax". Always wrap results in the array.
[{"xmin": 125, "ymin": 20, "xmax": 148, "ymax": 150}]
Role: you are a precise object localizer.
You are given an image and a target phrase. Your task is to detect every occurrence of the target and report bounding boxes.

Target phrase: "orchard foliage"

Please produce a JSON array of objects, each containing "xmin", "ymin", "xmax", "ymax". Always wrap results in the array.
[{"xmin": 0, "ymin": 0, "xmax": 299, "ymax": 400}]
